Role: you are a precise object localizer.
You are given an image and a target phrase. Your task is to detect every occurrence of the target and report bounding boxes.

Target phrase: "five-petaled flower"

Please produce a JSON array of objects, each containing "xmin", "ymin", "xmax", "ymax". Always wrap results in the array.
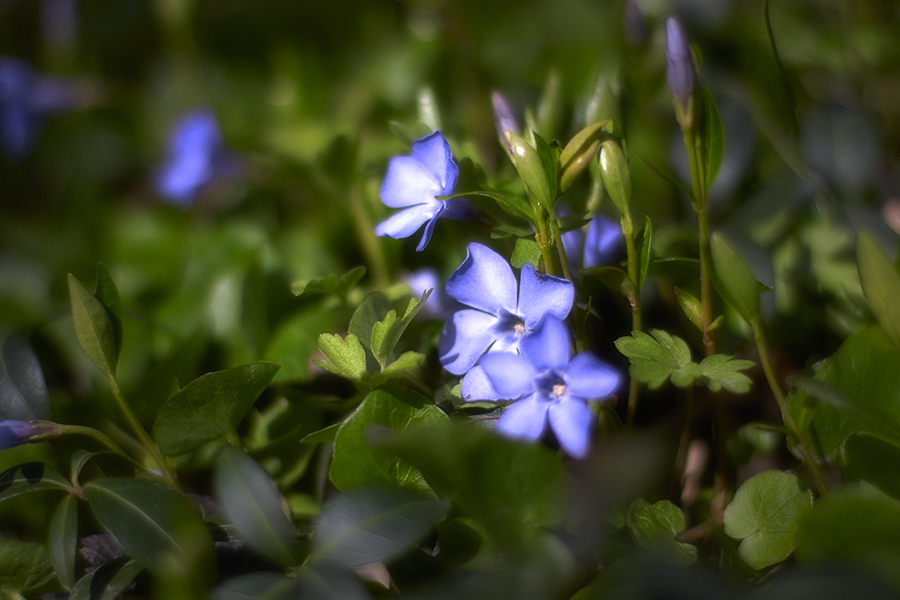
[
  {"xmin": 477, "ymin": 315, "xmax": 620, "ymax": 459},
  {"xmin": 438, "ymin": 242, "xmax": 575, "ymax": 377},
  {"xmin": 375, "ymin": 131, "xmax": 460, "ymax": 252}
]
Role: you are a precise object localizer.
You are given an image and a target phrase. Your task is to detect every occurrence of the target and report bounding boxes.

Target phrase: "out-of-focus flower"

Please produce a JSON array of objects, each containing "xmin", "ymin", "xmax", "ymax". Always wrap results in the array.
[
  {"xmin": 624, "ymin": 0, "xmax": 648, "ymax": 47},
  {"xmin": 665, "ymin": 17, "xmax": 698, "ymax": 125},
  {"xmin": 0, "ymin": 56, "xmax": 76, "ymax": 159},
  {"xmin": 491, "ymin": 91, "xmax": 520, "ymax": 153},
  {"xmin": 375, "ymin": 131, "xmax": 460, "ymax": 252},
  {"xmin": 438, "ymin": 243, "xmax": 574, "ymax": 376},
  {"xmin": 562, "ymin": 214, "xmax": 623, "ymax": 272},
  {"xmin": 155, "ymin": 108, "xmax": 236, "ymax": 207},
  {"xmin": 403, "ymin": 267, "xmax": 461, "ymax": 320},
  {"xmin": 477, "ymin": 315, "xmax": 620, "ymax": 458},
  {"xmin": 0, "ymin": 419, "xmax": 40, "ymax": 450}
]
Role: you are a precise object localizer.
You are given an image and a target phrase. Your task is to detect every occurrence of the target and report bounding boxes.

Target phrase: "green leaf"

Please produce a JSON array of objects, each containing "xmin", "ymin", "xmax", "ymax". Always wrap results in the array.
[
  {"xmin": 153, "ymin": 362, "xmax": 279, "ymax": 456},
  {"xmin": 674, "ymin": 287, "xmax": 703, "ymax": 332},
  {"xmin": 638, "ymin": 216, "xmax": 652, "ymax": 290},
  {"xmin": 300, "ymin": 423, "xmax": 341, "ymax": 444},
  {"xmin": 371, "ymin": 291, "xmax": 432, "ymax": 369},
  {"xmin": 582, "ymin": 266, "xmax": 633, "ymax": 298},
  {"xmin": 723, "ymin": 470, "xmax": 813, "ymax": 570},
  {"xmin": 698, "ymin": 354, "xmax": 755, "ymax": 393},
  {"xmin": 68, "ymin": 273, "xmax": 119, "ymax": 379},
  {"xmin": 381, "ymin": 351, "xmax": 425, "ymax": 377},
  {"xmin": 348, "ymin": 292, "xmax": 392, "ymax": 358},
  {"xmin": 710, "ymin": 233, "xmax": 768, "ymax": 326},
  {"xmin": 559, "ymin": 121, "xmax": 605, "ymax": 193},
  {"xmin": 70, "ymin": 559, "xmax": 144, "ymax": 600},
  {"xmin": 211, "ymin": 563, "xmax": 369, "ymax": 600},
  {"xmin": 313, "ymin": 484, "xmax": 447, "ymax": 568},
  {"xmin": 511, "ymin": 238, "xmax": 543, "ymax": 269},
  {"xmin": 599, "ymin": 138, "xmax": 632, "ymax": 218},
  {"xmin": 532, "ymin": 132, "xmax": 560, "ymax": 202},
  {"xmin": 857, "ymin": 232, "xmax": 900, "ymax": 352},
  {"xmin": 0, "ymin": 462, "xmax": 70, "ymax": 504},
  {"xmin": 1, "ymin": 333, "xmax": 50, "ymax": 419},
  {"xmin": 330, "ymin": 387, "xmax": 447, "ymax": 491},
  {"xmin": 48, "ymin": 495, "xmax": 79, "ymax": 588},
  {"xmin": 702, "ymin": 89, "xmax": 724, "ymax": 190},
  {"xmin": 506, "ymin": 130, "xmax": 553, "ymax": 210},
  {"xmin": 214, "ymin": 447, "xmax": 299, "ymax": 565},
  {"xmin": 614, "ymin": 330, "xmax": 702, "ymax": 389},
  {"xmin": 84, "ymin": 477, "xmax": 213, "ymax": 578},
  {"xmin": 265, "ymin": 307, "xmax": 340, "ymax": 383},
  {"xmin": 842, "ymin": 433, "xmax": 900, "ymax": 501},
  {"xmin": 291, "ymin": 266, "xmax": 366, "ymax": 299},
  {"xmin": 94, "ymin": 263, "xmax": 124, "ymax": 361},
  {"xmin": 313, "ymin": 333, "xmax": 367, "ymax": 381},
  {"xmin": 0, "ymin": 537, "xmax": 55, "ymax": 593},
  {"xmin": 442, "ymin": 190, "xmax": 535, "ymax": 223},
  {"xmin": 625, "ymin": 498, "xmax": 697, "ymax": 565}
]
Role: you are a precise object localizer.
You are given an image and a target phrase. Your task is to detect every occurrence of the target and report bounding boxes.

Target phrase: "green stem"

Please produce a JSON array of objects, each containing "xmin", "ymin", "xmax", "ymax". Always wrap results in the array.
[
  {"xmin": 109, "ymin": 377, "xmax": 179, "ymax": 489},
  {"xmin": 350, "ymin": 184, "xmax": 389, "ymax": 288},
  {"xmin": 55, "ymin": 424, "xmax": 130, "ymax": 457},
  {"xmin": 623, "ymin": 214, "xmax": 643, "ymax": 429},
  {"xmin": 683, "ymin": 129, "xmax": 715, "ymax": 356},
  {"xmin": 536, "ymin": 215, "xmax": 558, "ymax": 276},
  {"xmin": 753, "ymin": 323, "xmax": 829, "ymax": 495}
]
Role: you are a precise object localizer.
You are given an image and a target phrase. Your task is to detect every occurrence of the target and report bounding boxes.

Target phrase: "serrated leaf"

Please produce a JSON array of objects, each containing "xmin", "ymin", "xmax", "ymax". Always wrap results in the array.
[
  {"xmin": 625, "ymin": 498, "xmax": 697, "ymax": 565},
  {"xmin": 49, "ymin": 494, "xmax": 79, "ymax": 588},
  {"xmin": 0, "ymin": 537, "xmax": 55, "ymax": 593},
  {"xmin": 371, "ymin": 292, "xmax": 432, "ymax": 369},
  {"xmin": 381, "ymin": 351, "xmax": 425, "ymax": 377},
  {"xmin": 153, "ymin": 362, "xmax": 279, "ymax": 456},
  {"xmin": 511, "ymin": 237, "xmax": 543, "ymax": 269},
  {"xmin": 69, "ymin": 559, "xmax": 144, "ymax": 600},
  {"xmin": 723, "ymin": 470, "xmax": 812, "ymax": 570},
  {"xmin": 1, "ymin": 333, "xmax": 50, "ymax": 420},
  {"xmin": 214, "ymin": 447, "xmax": 298, "ymax": 565},
  {"xmin": 0, "ymin": 462, "xmax": 70, "ymax": 503},
  {"xmin": 314, "ymin": 333, "xmax": 367, "ymax": 380},
  {"xmin": 699, "ymin": 354, "xmax": 755, "ymax": 393},
  {"xmin": 711, "ymin": 234, "xmax": 768, "ymax": 326},
  {"xmin": 84, "ymin": 477, "xmax": 212, "ymax": 578},
  {"xmin": 858, "ymin": 232, "xmax": 900, "ymax": 352},
  {"xmin": 702, "ymin": 89, "xmax": 724, "ymax": 190},
  {"xmin": 313, "ymin": 484, "xmax": 447, "ymax": 568},
  {"xmin": 68, "ymin": 273, "xmax": 119, "ymax": 379},
  {"xmin": 614, "ymin": 330, "xmax": 701, "ymax": 389},
  {"xmin": 330, "ymin": 387, "xmax": 447, "ymax": 492}
]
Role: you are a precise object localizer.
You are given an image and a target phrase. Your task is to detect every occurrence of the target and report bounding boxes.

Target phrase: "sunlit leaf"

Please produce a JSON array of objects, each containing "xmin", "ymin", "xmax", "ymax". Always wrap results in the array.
[
  {"xmin": 314, "ymin": 333, "xmax": 367, "ymax": 381},
  {"xmin": 615, "ymin": 330, "xmax": 701, "ymax": 389}
]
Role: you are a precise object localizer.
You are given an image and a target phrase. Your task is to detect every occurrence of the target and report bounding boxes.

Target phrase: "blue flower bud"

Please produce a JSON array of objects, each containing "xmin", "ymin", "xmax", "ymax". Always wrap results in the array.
[
  {"xmin": 665, "ymin": 17, "xmax": 698, "ymax": 126},
  {"xmin": 0, "ymin": 419, "xmax": 40, "ymax": 450},
  {"xmin": 491, "ymin": 91, "xmax": 520, "ymax": 153}
]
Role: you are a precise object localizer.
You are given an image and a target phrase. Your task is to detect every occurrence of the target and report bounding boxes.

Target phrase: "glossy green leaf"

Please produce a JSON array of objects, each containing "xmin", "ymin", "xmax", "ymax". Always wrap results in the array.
[
  {"xmin": 0, "ymin": 462, "xmax": 70, "ymax": 504},
  {"xmin": 94, "ymin": 263, "xmax": 124, "ymax": 362},
  {"xmin": 313, "ymin": 333, "xmax": 367, "ymax": 381},
  {"xmin": 0, "ymin": 537, "xmax": 55, "ymax": 593},
  {"xmin": 313, "ymin": 484, "xmax": 447, "ymax": 567},
  {"xmin": 710, "ymin": 233, "xmax": 767, "ymax": 325},
  {"xmin": 153, "ymin": 362, "xmax": 278, "ymax": 456},
  {"xmin": 858, "ymin": 232, "xmax": 900, "ymax": 352},
  {"xmin": 69, "ymin": 559, "xmax": 144, "ymax": 600},
  {"xmin": 48, "ymin": 495, "xmax": 79, "ymax": 588},
  {"xmin": 300, "ymin": 423, "xmax": 341, "ymax": 444},
  {"xmin": 330, "ymin": 387, "xmax": 447, "ymax": 491},
  {"xmin": 702, "ymin": 89, "xmax": 724, "ymax": 190},
  {"xmin": 68, "ymin": 273, "xmax": 119, "ymax": 379},
  {"xmin": 1, "ymin": 333, "xmax": 50, "ymax": 419},
  {"xmin": 842, "ymin": 433, "xmax": 900, "ymax": 501},
  {"xmin": 598, "ymin": 138, "xmax": 632, "ymax": 218},
  {"xmin": 723, "ymin": 470, "xmax": 813, "ymax": 570},
  {"xmin": 511, "ymin": 238, "xmax": 543, "ymax": 269},
  {"xmin": 214, "ymin": 447, "xmax": 298, "ymax": 565},
  {"xmin": 698, "ymin": 354, "xmax": 755, "ymax": 393},
  {"xmin": 625, "ymin": 498, "xmax": 697, "ymax": 565},
  {"xmin": 615, "ymin": 330, "xmax": 701, "ymax": 389},
  {"xmin": 84, "ymin": 477, "xmax": 212, "ymax": 578}
]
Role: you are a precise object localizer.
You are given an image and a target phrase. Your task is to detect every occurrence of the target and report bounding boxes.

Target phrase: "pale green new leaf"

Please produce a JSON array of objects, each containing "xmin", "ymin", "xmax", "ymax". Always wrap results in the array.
[
  {"xmin": 699, "ymin": 354, "xmax": 755, "ymax": 393},
  {"xmin": 615, "ymin": 330, "xmax": 701, "ymax": 389},
  {"xmin": 314, "ymin": 333, "xmax": 367, "ymax": 381}
]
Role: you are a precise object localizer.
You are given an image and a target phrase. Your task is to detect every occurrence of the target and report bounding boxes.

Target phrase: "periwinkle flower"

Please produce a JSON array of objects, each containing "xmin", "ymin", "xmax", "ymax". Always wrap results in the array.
[
  {"xmin": 403, "ymin": 267, "xmax": 461, "ymax": 320},
  {"xmin": 665, "ymin": 17, "xmax": 698, "ymax": 124},
  {"xmin": 156, "ymin": 108, "xmax": 232, "ymax": 207},
  {"xmin": 375, "ymin": 131, "xmax": 460, "ymax": 252},
  {"xmin": 438, "ymin": 243, "xmax": 575, "ymax": 376},
  {"xmin": 562, "ymin": 214, "xmax": 623, "ymax": 272},
  {"xmin": 478, "ymin": 315, "xmax": 621, "ymax": 458},
  {"xmin": 0, "ymin": 419, "xmax": 39, "ymax": 450},
  {"xmin": 491, "ymin": 91, "xmax": 520, "ymax": 153}
]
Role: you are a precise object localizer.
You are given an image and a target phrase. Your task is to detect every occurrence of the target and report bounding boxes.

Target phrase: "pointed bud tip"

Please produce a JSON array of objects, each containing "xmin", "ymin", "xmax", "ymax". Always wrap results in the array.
[{"xmin": 665, "ymin": 17, "xmax": 697, "ymax": 111}]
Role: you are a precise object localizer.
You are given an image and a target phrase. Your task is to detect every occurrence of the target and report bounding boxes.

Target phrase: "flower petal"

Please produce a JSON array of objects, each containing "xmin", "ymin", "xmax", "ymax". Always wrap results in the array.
[
  {"xmin": 520, "ymin": 315, "xmax": 571, "ymax": 372},
  {"xmin": 479, "ymin": 352, "xmax": 536, "ymax": 399},
  {"xmin": 460, "ymin": 365, "xmax": 504, "ymax": 401},
  {"xmin": 410, "ymin": 131, "xmax": 458, "ymax": 194},
  {"xmin": 414, "ymin": 205, "xmax": 444, "ymax": 252},
  {"xmin": 583, "ymin": 216, "xmax": 622, "ymax": 269},
  {"xmin": 438, "ymin": 309, "xmax": 499, "ymax": 375},
  {"xmin": 445, "ymin": 243, "xmax": 518, "ymax": 316},
  {"xmin": 563, "ymin": 352, "xmax": 621, "ymax": 400},
  {"xmin": 548, "ymin": 398, "xmax": 593, "ymax": 459},
  {"xmin": 374, "ymin": 204, "xmax": 435, "ymax": 240},
  {"xmin": 517, "ymin": 263, "xmax": 575, "ymax": 327},
  {"xmin": 496, "ymin": 394, "xmax": 548, "ymax": 443},
  {"xmin": 380, "ymin": 155, "xmax": 443, "ymax": 208}
]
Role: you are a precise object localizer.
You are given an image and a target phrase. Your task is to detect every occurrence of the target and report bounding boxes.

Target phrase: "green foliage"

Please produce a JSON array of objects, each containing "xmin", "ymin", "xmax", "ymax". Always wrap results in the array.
[
  {"xmin": 625, "ymin": 498, "xmax": 697, "ymax": 565},
  {"xmin": 841, "ymin": 433, "xmax": 900, "ymax": 501},
  {"xmin": 68, "ymin": 273, "xmax": 121, "ymax": 380},
  {"xmin": 599, "ymin": 138, "xmax": 632, "ymax": 219},
  {"xmin": 0, "ymin": 463, "xmax": 71, "ymax": 504},
  {"xmin": 724, "ymin": 470, "xmax": 813, "ymax": 570},
  {"xmin": 711, "ymin": 233, "xmax": 768, "ymax": 326},
  {"xmin": 48, "ymin": 495, "xmax": 78, "ymax": 588},
  {"xmin": 701, "ymin": 90, "xmax": 724, "ymax": 191},
  {"xmin": 511, "ymin": 237, "xmax": 543, "ymax": 269},
  {"xmin": 857, "ymin": 232, "xmax": 900, "ymax": 352},
  {"xmin": 314, "ymin": 333, "xmax": 367, "ymax": 380},
  {"xmin": 0, "ymin": 537, "xmax": 55, "ymax": 596},
  {"xmin": 69, "ymin": 560, "xmax": 144, "ymax": 600}
]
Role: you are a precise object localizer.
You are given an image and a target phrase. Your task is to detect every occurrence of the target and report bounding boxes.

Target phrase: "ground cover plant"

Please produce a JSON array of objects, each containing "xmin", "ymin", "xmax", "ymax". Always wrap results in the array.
[{"xmin": 3, "ymin": 0, "xmax": 900, "ymax": 598}]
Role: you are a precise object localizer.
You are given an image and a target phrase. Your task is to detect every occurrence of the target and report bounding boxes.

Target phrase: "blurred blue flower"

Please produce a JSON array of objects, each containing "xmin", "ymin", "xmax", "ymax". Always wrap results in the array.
[
  {"xmin": 0, "ymin": 56, "xmax": 76, "ymax": 159},
  {"xmin": 403, "ymin": 267, "xmax": 461, "ymax": 320},
  {"xmin": 0, "ymin": 419, "xmax": 38, "ymax": 450},
  {"xmin": 665, "ymin": 17, "xmax": 698, "ymax": 120},
  {"xmin": 478, "ymin": 315, "xmax": 620, "ymax": 458},
  {"xmin": 156, "ymin": 108, "xmax": 233, "ymax": 207},
  {"xmin": 438, "ymin": 243, "xmax": 575, "ymax": 376},
  {"xmin": 562, "ymin": 214, "xmax": 623, "ymax": 271},
  {"xmin": 375, "ymin": 131, "xmax": 459, "ymax": 252}
]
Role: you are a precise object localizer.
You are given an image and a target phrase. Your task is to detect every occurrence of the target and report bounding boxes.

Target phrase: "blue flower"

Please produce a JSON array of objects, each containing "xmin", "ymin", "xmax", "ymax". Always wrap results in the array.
[
  {"xmin": 156, "ymin": 108, "xmax": 232, "ymax": 207},
  {"xmin": 375, "ymin": 131, "xmax": 459, "ymax": 252},
  {"xmin": 665, "ymin": 17, "xmax": 697, "ymax": 118},
  {"xmin": 0, "ymin": 56, "xmax": 75, "ymax": 159},
  {"xmin": 438, "ymin": 243, "xmax": 575, "ymax": 376},
  {"xmin": 477, "ymin": 315, "xmax": 621, "ymax": 458},
  {"xmin": 403, "ymin": 267, "xmax": 461, "ymax": 320},
  {"xmin": 561, "ymin": 214, "xmax": 622, "ymax": 271},
  {"xmin": 0, "ymin": 419, "xmax": 38, "ymax": 450}
]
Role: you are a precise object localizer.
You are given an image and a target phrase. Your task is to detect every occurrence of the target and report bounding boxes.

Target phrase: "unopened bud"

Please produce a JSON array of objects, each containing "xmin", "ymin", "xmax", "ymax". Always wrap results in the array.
[
  {"xmin": 491, "ymin": 91, "xmax": 520, "ymax": 154},
  {"xmin": 598, "ymin": 139, "xmax": 632, "ymax": 218},
  {"xmin": 665, "ymin": 17, "xmax": 698, "ymax": 128}
]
